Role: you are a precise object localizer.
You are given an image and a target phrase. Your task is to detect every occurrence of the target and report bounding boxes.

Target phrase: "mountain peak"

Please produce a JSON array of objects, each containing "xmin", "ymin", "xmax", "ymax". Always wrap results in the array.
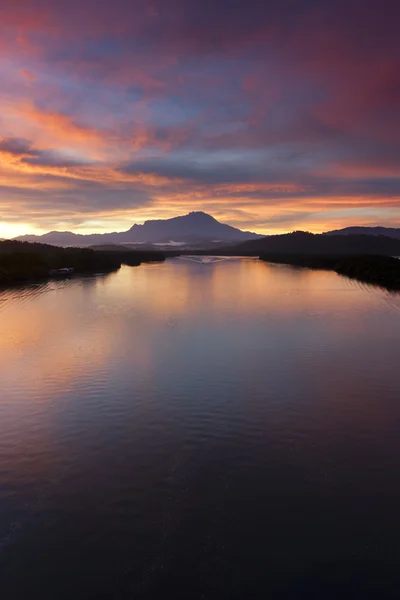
[
  {"xmin": 143, "ymin": 211, "xmax": 216, "ymax": 225},
  {"xmin": 15, "ymin": 211, "xmax": 261, "ymax": 246},
  {"xmin": 187, "ymin": 211, "xmax": 215, "ymax": 219},
  {"xmin": 181, "ymin": 211, "xmax": 217, "ymax": 224}
]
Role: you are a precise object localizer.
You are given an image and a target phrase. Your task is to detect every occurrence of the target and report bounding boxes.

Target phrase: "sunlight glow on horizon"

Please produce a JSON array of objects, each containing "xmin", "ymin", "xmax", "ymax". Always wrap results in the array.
[{"xmin": 2, "ymin": 205, "xmax": 400, "ymax": 240}]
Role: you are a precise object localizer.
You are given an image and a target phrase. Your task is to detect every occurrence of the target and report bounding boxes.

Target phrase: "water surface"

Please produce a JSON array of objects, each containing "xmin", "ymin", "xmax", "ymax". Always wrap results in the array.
[{"xmin": 1, "ymin": 257, "xmax": 400, "ymax": 598}]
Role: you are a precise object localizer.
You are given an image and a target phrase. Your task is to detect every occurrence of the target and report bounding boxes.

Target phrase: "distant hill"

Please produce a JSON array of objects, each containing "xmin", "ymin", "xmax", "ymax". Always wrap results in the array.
[
  {"xmin": 15, "ymin": 212, "xmax": 262, "ymax": 247},
  {"xmin": 233, "ymin": 231, "xmax": 400, "ymax": 255},
  {"xmin": 0, "ymin": 239, "xmax": 61, "ymax": 254},
  {"xmin": 324, "ymin": 226, "xmax": 400, "ymax": 240}
]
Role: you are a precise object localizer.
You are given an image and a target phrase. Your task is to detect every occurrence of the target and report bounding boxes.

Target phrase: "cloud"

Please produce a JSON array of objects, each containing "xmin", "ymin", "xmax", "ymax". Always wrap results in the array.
[
  {"xmin": 0, "ymin": 137, "xmax": 34, "ymax": 155},
  {"xmin": 0, "ymin": 0, "xmax": 399, "ymax": 236}
]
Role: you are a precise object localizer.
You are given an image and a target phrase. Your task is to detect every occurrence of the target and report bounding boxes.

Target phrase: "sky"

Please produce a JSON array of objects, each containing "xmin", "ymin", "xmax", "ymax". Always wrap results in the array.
[{"xmin": 0, "ymin": 0, "xmax": 399, "ymax": 237}]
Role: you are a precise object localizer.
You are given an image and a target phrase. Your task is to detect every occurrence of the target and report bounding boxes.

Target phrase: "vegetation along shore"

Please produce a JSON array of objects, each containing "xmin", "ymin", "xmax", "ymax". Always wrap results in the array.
[
  {"xmin": 0, "ymin": 241, "xmax": 165, "ymax": 286},
  {"xmin": 2, "ymin": 237, "xmax": 400, "ymax": 292},
  {"xmin": 259, "ymin": 254, "xmax": 400, "ymax": 291}
]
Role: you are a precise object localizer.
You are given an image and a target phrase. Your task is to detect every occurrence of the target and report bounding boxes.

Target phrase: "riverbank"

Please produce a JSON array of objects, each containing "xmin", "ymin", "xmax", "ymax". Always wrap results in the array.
[
  {"xmin": 259, "ymin": 254, "xmax": 400, "ymax": 290},
  {"xmin": 0, "ymin": 241, "xmax": 165, "ymax": 286}
]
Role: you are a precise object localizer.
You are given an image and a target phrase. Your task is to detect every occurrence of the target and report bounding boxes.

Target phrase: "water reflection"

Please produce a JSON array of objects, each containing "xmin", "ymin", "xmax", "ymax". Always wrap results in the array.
[{"xmin": 1, "ymin": 259, "xmax": 400, "ymax": 598}]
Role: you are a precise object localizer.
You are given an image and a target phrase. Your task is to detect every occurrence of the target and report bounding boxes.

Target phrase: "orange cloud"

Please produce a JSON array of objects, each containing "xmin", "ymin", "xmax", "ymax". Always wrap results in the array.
[
  {"xmin": 19, "ymin": 102, "xmax": 105, "ymax": 152},
  {"xmin": 0, "ymin": 101, "xmax": 106, "ymax": 158}
]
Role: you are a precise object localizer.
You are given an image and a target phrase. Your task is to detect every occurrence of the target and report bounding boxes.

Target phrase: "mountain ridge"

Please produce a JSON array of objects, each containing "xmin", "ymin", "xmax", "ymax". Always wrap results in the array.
[
  {"xmin": 324, "ymin": 226, "xmax": 400, "ymax": 240},
  {"xmin": 15, "ymin": 211, "xmax": 262, "ymax": 246}
]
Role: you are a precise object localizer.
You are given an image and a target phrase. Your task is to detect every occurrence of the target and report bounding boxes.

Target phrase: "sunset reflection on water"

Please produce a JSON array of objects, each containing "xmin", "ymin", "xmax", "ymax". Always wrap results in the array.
[{"xmin": 1, "ymin": 258, "xmax": 400, "ymax": 599}]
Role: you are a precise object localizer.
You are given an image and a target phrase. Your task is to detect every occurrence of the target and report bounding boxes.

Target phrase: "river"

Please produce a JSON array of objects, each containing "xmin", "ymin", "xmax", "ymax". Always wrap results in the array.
[{"xmin": 1, "ymin": 257, "xmax": 400, "ymax": 598}]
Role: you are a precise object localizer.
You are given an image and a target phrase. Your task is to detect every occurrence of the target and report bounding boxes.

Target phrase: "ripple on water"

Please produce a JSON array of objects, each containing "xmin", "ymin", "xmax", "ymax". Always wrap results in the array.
[{"xmin": 1, "ymin": 260, "xmax": 400, "ymax": 598}]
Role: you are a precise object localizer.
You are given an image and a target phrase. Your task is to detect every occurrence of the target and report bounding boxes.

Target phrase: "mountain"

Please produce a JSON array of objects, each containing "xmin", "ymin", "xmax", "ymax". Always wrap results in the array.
[
  {"xmin": 233, "ymin": 231, "xmax": 400, "ymax": 255},
  {"xmin": 324, "ymin": 226, "xmax": 400, "ymax": 240},
  {"xmin": 15, "ymin": 212, "xmax": 262, "ymax": 247}
]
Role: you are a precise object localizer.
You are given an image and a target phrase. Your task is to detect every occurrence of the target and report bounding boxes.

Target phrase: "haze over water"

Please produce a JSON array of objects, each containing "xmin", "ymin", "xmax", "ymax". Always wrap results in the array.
[{"xmin": 1, "ymin": 258, "xmax": 400, "ymax": 598}]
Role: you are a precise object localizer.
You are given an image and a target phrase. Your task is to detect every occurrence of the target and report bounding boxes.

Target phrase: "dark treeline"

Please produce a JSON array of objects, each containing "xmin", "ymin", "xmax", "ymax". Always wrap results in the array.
[
  {"xmin": 236, "ymin": 231, "xmax": 400, "ymax": 256},
  {"xmin": 259, "ymin": 254, "xmax": 400, "ymax": 290},
  {"xmin": 0, "ymin": 241, "xmax": 165, "ymax": 285},
  {"xmin": 169, "ymin": 231, "xmax": 400, "ymax": 258}
]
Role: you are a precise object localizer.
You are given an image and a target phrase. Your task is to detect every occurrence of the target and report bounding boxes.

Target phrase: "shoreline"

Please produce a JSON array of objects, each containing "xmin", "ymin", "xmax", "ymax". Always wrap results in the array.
[
  {"xmin": 259, "ymin": 254, "xmax": 400, "ymax": 291},
  {"xmin": 0, "ymin": 242, "xmax": 165, "ymax": 288},
  {"xmin": 2, "ymin": 243, "xmax": 400, "ymax": 293}
]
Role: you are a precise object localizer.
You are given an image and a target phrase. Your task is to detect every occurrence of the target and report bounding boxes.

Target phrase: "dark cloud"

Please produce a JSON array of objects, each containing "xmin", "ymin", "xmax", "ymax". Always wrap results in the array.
[
  {"xmin": 0, "ymin": 137, "xmax": 35, "ymax": 155},
  {"xmin": 0, "ymin": 136, "xmax": 94, "ymax": 167}
]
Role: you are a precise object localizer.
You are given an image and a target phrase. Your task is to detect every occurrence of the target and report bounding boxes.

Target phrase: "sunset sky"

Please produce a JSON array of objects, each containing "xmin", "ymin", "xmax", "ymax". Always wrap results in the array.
[{"xmin": 0, "ymin": 0, "xmax": 399, "ymax": 237}]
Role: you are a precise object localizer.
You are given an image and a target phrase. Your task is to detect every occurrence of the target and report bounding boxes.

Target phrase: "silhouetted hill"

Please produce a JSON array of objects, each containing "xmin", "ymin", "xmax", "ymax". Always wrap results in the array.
[
  {"xmin": 0, "ymin": 239, "xmax": 63, "ymax": 254},
  {"xmin": 15, "ymin": 212, "xmax": 261, "ymax": 246},
  {"xmin": 234, "ymin": 231, "xmax": 400, "ymax": 255},
  {"xmin": 324, "ymin": 226, "xmax": 400, "ymax": 240}
]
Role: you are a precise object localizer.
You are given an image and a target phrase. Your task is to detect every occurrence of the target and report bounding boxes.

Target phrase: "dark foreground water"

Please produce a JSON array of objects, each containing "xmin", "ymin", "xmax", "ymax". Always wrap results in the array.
[{"xmin": 1, "ymin": 257, "xmax": 400, "ymax": 599}]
